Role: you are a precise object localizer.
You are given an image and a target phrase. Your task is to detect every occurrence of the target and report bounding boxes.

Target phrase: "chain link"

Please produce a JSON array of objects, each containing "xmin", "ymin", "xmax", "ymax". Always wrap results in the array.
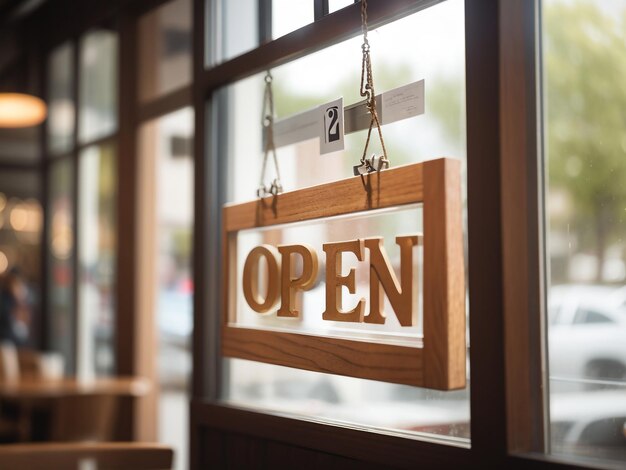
[
  {"xmin": 258, "ymin": 70, "xmax": 283, "ymax": 198},
  {"xmin": 354, "ymin": 0, "xmax": 390, "ymax": 176}
]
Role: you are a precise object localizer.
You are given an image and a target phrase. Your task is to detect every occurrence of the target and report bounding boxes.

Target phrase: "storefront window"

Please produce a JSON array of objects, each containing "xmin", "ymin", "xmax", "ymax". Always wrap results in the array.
[
  {"xmin": 77, "ymin": 143, "xmax": 116, "ymax": 378},
  {"xmin": 78, "ymin": 29, "xmax": 118, "ymax": 143},
  {"xmin": 219, "ymin": 0, "xmax": 468, "ymax": 442},
  {"xmin": 47, "ymin": 158, "xmax": 75, "ymax": 372},
  {"xmin": 271, "ymin": 0, "xmax": 314, "ymax": 39},
  {"xmin": 47, "ymin": 43, "xmax": 75, "ymax": 155},
  {"xmin": 210, "ymin": 0, "xmax": 257, "ymax": 64},
  {"xmin": 138, "ymin": 107, "xmax": 193, "ymax": 470},
  {"xmin": 0, "ymin": 172, "xmax": 42, "ymax": 349},
  {"xmin": 329, "ymin": 0, "xmax": 354, "ymax": 14},
  {"xmin": 543, "ymin": 0, "xmax": 626, "ymax": 464},
  {"xmin": 138, "ymin": 0, "xmax": 192, "ymax": 102}
]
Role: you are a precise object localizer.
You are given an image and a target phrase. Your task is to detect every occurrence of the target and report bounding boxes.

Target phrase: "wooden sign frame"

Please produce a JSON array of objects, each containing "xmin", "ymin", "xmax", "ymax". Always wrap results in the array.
[{"xmin": 221, "ymin": 158, "xmax": 466, "ymax": 390}]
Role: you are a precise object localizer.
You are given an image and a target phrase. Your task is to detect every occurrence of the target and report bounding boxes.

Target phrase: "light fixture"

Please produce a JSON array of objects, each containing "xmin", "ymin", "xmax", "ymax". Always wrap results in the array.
[{"xmin": 0, "ymin": 93, "xmax": 46, "ymax": 127}]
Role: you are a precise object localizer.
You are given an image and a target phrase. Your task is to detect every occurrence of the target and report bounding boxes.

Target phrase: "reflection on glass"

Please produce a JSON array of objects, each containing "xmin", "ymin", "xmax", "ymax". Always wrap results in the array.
[
  {"xmin": 47, "ymin": 43, "xmax": 75, "ymax": 155},
  {"xmin": 138, "ymin": 0, "xmax": 192, "ymax": 102},
  {"xmin": 212, "ymin": 0, "xmax": 258, "ymax": 64},
  {"xmin": 544, "ymin": 0, "xmax": 626, "ymax": 464},
  {"xmin": 272, "ymin": 0, "xmax": 313, "ymax": 39},
  {"xmin": 47, "ymin": 158, "xmax": 74, "ymax": 372},
  {"xmin": 139, "ymin": 107, "xmax": 193, "ymax": 470},
  {"xmin": 77, "ymin": 143, "xmax": 116, "ymax": 378},
  {"xmin": 79, "ymin": 29, "xmax": 118, "ymax": 143},
  {"xmin": 221, "ymin": 0, "xmax": 468, "ymax": 441},
  {"xmin": 225, "ymin": 358, "xmax": 470, "ymax": 440}
]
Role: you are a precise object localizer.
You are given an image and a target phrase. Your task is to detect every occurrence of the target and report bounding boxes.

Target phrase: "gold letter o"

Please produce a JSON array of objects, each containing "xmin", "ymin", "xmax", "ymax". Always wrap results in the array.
[{"xmin": 242, "ymin": 245, "xmax": 280, "ymax": 313}]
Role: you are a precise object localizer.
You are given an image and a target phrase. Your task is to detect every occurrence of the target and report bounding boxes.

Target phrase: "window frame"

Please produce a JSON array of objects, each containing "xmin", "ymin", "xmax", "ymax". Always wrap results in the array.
[
  {"xmin": 31, "ymin": 0, "xmax": 622, "ymax": 467},
  {"xmin": 42, "ymin": 22, "xmax": 121, "ymax": 378},
  {"xmin": 38, "ymin": 0, "xmax": 194, "ymax": 442},
  {"xmin": 188, "ymin": 0, "xmax": 581, "ymax": 468}
]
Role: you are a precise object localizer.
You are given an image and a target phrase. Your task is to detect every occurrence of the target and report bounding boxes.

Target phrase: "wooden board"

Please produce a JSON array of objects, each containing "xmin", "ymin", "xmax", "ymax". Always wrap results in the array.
[
  {"xmin": 221, "ymin": 158, "xmax": 466, "ymax": 390},
  {"xmin": 0, "ymin": 442, "xmax": 173, "ymax": 469}
]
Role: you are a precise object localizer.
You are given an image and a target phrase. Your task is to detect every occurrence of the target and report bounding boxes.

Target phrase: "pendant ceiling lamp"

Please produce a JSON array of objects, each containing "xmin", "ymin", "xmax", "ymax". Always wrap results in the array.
[{"xmin": 0, "ymin": 92, "xmax": 46, "ymax": 128}]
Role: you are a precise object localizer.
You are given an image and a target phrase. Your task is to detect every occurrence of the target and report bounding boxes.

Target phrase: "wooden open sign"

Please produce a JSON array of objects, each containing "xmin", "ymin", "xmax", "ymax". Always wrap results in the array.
[{"xmin": 222, "ymin": 158, "xmax": 466, "ymax": 390}]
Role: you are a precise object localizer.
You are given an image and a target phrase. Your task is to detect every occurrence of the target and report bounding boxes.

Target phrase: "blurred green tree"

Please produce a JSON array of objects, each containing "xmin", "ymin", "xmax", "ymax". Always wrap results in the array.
[{"xmin": 544, "ymin": 1, "xmax": 626, "ymax": 281}]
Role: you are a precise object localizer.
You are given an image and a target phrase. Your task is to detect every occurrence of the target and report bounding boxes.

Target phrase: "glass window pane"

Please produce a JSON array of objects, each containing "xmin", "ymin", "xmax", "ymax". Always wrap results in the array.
[
  {"xmin": 210, "ymin": 0, "xmax": 335, "ymax": 65},
  {"xmin": 77, "ymin": 143, "xmax": 116, "ymax": 378},
  {"xmin": 79, "ymin": 30, "xmax": 118, "ymax": 143},
  {"xmin": 211, "ymin": 0, "xmax": 258, "ymax": 64},
  {"xmin": 0, "ymin": 127, "xmax": 40, "ymax": 165},
  {"xmin": 47, "ymin": 157, "xmax": 75, "ymax": 372},
  {"xmin": 218, "ymin": 0, "xmax": 468, "ymax": 442},
  {"xmin": 329, "ymin": 0, "xmax": 354, "ymax": 14},
  {"xmin": 543, "ymin": 0, "xmax": 626, "ymax": 465},
  {"xmin": 272, "ymin": 0, "xmax": 314, "ymax": 40},
  {"xmin": 0, "ymin": 172, "xmax": 42, "ymax": 349},
  {"xmin": 47, "ymin": 42, "xmax": 75, "ymax": 154},
  {"xmin": 138, "ymin": 0, "xmax": 192, "ymax": 102},
  {"xmin": 138, "ymin": 107, "xmax": 193, "ymax": 470}
]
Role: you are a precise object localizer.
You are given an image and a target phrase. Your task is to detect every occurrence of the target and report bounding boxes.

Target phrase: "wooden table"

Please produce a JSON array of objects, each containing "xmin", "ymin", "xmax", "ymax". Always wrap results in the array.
[
  {"xmin": 0, "ymin": 442, "xmax": 173, "ymax": 469},
  {"xmin": 0, "ymin": 376, "xmax": 151, "ymax": 399},
  {"xmin": 0, "ymin": 377, "xmax": 151, "ymax": 442}
]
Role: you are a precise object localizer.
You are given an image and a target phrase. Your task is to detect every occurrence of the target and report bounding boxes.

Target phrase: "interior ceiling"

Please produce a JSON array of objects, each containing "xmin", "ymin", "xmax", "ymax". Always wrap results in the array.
[{"xmin": 0, "ymin": 0, "xmax": 47, "ymax": 26}]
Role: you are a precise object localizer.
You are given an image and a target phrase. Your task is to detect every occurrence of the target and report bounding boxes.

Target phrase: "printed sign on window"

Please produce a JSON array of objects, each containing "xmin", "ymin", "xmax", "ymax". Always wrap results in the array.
[{"xmin": 319, "ymin": 97, "xmax": 344, "ymax": 155}]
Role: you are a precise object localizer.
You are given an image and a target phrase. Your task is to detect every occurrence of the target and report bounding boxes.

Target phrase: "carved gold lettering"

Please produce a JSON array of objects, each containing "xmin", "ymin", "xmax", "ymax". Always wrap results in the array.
[
  {"xmin": 364, "ymin": 235, "xmax": 419, "ymax": 326},
  {"xmin": 242, "ymin": 245, "xmax": 280, "ymax": 313},
  {"xmin": 322, "ymin": 239, "xmax": 365, "ymax": 322},
  {"xmin": 277, "ymin": 244, "xmax": 318, "ymax": 317}
]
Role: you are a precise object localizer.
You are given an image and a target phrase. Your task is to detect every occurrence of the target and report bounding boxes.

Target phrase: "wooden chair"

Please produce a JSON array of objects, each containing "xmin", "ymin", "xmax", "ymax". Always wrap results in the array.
[
  {"xmin": 17, "ymin": 349, "xmax": 65, "ymax": 380},
  {"xmin": 0, "ymin": 442, "xmax": 174, "ymax": 469},
  {"xmin": 50, "ymin": 394, "xmax": 118, "ymax": 442},
  {"xmin": 16, "ymin": 348, "xmax": 40, "ymax": 379}
]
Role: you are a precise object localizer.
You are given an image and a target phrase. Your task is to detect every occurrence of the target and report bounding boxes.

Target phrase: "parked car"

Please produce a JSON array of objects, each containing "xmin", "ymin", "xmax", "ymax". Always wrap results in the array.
[
  {"xmin": 157, "ymin": 288, "xmax": 192, "ymax": 389},
  {"xmin": 549, "ymin": 285, "xmax": 626, "ymax": 390},
  {"xmin": 551, "ymin": 390, "xmax": 626, "ymax": 462}
]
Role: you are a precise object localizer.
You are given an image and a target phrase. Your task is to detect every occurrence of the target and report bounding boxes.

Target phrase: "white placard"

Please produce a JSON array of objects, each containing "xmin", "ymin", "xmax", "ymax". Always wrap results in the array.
[
  {"xmin": 381, "ymin": 80, "xmax": 425, "ymax": 125},
  {"xmin": 319, "ymin": 97, "xmax": 345, "ymax": 155}
]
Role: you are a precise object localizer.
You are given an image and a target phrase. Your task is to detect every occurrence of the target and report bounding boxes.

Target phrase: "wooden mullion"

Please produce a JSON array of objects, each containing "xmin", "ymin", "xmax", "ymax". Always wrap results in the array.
[
  {"xmin": 69, "ymin": 37, "xmax": 80, "ymax": 377},
  {"xmin": 314, "ymin": 0, "xmax": 330, "ymax": 21},
  {"xmin": 190, "ymin": 94, "xmax": 211, "ymax": 463},
  {"xmin": 136, "ymin": 85, "xmax": 193, "ymax": 123},
  {"xmin": 192, "ymin": 0, "xmax": 212, "ymax": 401},
  {"xmin": 258, "ymin": 0, "xmax": 272, "ymax": 45},
  {"xmin": 499, "ymin": 0, "xmax": 547, "ymax": 454},
  {"xmin": 202, "ymin": 0, "xmax": 443, "ymax": 94},
  {"xmin": 75, "ymin": 133, "xmax": 119, "ymax": 153},
  {"xmin": 465, "ymin": 0, "xmax": 508, "ymax": 463},
  {"xmin": 38, "ymin": 34, "xmax": 49, "ymax": 351}
]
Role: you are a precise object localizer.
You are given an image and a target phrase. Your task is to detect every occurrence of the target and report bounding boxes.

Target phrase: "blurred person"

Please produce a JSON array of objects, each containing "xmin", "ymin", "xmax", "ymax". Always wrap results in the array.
[{"xmin": 0, "ymin": 267, "xmax": 32, "ymax": 347}]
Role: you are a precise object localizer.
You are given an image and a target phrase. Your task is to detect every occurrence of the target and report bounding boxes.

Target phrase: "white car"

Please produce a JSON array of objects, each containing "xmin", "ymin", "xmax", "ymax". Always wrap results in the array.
[
  {"xmin": 550, "ymin": 390, "xmax": 626, "ymax": 461},
  {"xmin": 549, "ymin": 285, "xmax": 626, "ymax": 391}
]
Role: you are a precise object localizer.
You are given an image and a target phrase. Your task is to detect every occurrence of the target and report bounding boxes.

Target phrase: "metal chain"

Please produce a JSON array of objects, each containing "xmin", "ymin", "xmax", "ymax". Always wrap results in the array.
[
  {"xmin": 258, "ymin": 70, "xmax": 283, "ymax": 198},
  {"xmin": 353, "ymin": 0, "xmax": 390, "ymax": 176}
]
